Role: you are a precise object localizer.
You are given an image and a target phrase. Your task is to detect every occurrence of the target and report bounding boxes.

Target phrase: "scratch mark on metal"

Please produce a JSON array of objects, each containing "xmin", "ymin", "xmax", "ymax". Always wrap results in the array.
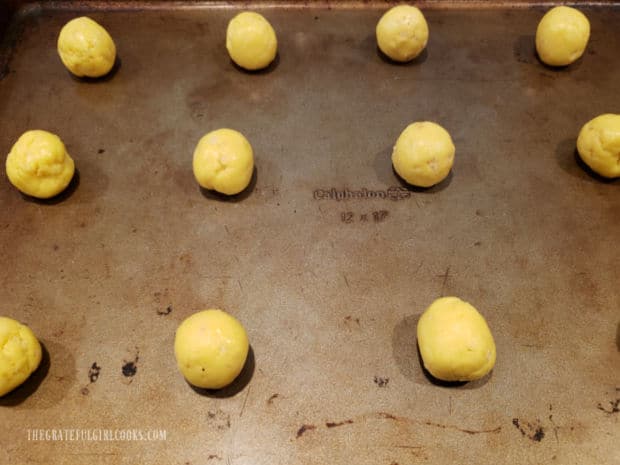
[{"xmin": 239, "ymin": 384, "xmax": 251, "ymax": 418}]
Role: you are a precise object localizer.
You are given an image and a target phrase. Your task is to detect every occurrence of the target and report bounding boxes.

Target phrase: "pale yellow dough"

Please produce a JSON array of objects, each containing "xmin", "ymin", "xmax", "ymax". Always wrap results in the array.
[
  {"xmin": 57, "ymin": 16, "xmax": 116, "ymax": 78},
  {"xmin": 6, "ymin": 130, "xmax": 75, "ymax": 199},
  {"xmin": 417, "ymin": 297, "xmax": 496, "ymax": 382},
  {"xmin": 535, "ymin": 6, "xmax": 590, "ymax": 67},
  {"xmin": 226, "ymin": 11, "xmax": 278, "ymax": 71},
  {"xmin": 376, "ymin": 5, "xmax": 429, "ymax": 62},
  {"xmin": 174, "ymin": 309, "xmax": 249, "ymax": 390},
  {"xmin": 576, "ymin": 114, "xmax": 620, "ymax": 179},
  {"xmin": 0, "ymin": 317, "xmax": 42, "ymax": 397},
  {"xmin": 193, "ymin": 128, "xmax": 254, "ymax": 196},
  {"xmin": 392, "ymin": 121, "xmax": 455, "ymax": 187}
]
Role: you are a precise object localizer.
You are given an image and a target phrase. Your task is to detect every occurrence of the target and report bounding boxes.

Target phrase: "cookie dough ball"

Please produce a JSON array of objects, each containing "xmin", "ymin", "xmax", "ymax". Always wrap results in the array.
[
  {"xmin": 576, "ymin": 114, "xmax": 620, "ymax": 179},
  {"xmin": 57, "ymin": 16, "xmax": 116, "ymax": 78},
  {"xmin": 226, "ymin": 11, "xmax": 277, "ymax": 71},
  {"xmin": 6, "ymin": 130, "xmax": 75, "ymax": 199},
  {"xmin": 376, "ymin": 5, "xmax": 429, "ymax": 62},
  {"xmin": 174, "ymin": 309, "xmax": 249, "ymax": 390},
  {"xmin": 535, "ymin": 6, "xmax": 590, "ymax": 67},
  {"xmin": 392, "ymin": 121, "xmax": 455, "ymax": 188},
  {"xmin": 417, "ymin": 297, "xmax": 496, "ymax": 382},
  {"xmin": 0, "ymin": 317, "xmax": 42, "ymax": 397},
  {"xmin": 193, "ymin": 128, "xmax": 254, "ymax": 196}
]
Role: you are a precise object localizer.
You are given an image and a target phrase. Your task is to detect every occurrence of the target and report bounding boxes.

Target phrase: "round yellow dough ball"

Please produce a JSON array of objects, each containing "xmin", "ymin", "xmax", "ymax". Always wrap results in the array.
[
  {"xmin": 6, "ymin": 130, "xmax": 75, "ymax": 199},
  {"xmin": 193, "ymin": 128, "xmax": 254, "ymax": 196},
  {"xmin": 57, "ymin": 16, "xmax": 116, "ymax": 78},
  {"xmin": 417, "ymin": 297, "xmax": 496, "ymax": 382},
  {"xmin": 392, "ymin": 121, "xmax": 455, "ymax": 188},
  {"xmin": 576, "ymin": 114, "xmax": 620, "ymax": 179},
  {"xmin": 0, "ymin": 317, "xmax": 42, "ymax": 397},
  {"xmin": 174, "ymin": 309, "xmax": 249, "ymax": 390},
  {"xmin": 376, "ymin": 5, "xmax": 429, "ymax": 62},
  {"xmin": 535, "ymin": 6, "xmax": 590, "ymax": 67},
  {"xmin": 226, "ymin": 11, "xmax": 277, "ymax": 71}
]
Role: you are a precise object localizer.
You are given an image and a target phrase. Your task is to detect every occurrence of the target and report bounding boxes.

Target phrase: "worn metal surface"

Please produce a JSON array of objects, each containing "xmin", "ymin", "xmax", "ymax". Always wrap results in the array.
[{"xmin": 0, "ymin": 2, "xmax": 619, "ymax": 465}]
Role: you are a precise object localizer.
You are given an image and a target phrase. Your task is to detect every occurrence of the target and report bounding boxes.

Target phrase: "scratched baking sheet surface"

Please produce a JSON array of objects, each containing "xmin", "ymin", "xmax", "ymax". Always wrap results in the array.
[{"xmin": 0, "ymin": 3, "xmax": 619, "ymax": 465}]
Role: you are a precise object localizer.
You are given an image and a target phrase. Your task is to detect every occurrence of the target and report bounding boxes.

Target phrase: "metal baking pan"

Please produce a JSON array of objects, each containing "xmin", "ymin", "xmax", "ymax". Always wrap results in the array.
[{"xmin": 1, "ymin": 1, "xmax": 618, "ymax": 464}]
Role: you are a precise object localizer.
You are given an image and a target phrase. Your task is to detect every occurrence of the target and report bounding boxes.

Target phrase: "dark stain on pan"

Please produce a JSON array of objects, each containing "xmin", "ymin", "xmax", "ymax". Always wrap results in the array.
[
  {"xmin": 296, "ymin": 424, "xmax": 316, "ymax": 438},
  {"xmin": 207, "ymin": 409, "xmax": 231, "ymax": 431},
  {"xmin": 199, "ymin": 167, "xmax": 258, "ymax": 202},
  {"xmin": 157, "ymin": 305, "xmax": 173, "ymax": 316},
  {"xmin": 122, "ymin": 348, "xmax": 140, "ymax": 378},
  {"xmin": 122, "ymin": 361, "xmax": 137, "ymax": 377},
  {"xmin": 267, "ymin": 393, "xmax": 280, "ymax": 405},
  {"xmin": 88, "ymin": 362, "xmax": 101, "ymax": 383},
  {"xmin": 374, "ymin": 376, "xmax": 389, "ymax": 387},
  {"xmin": 97, "ymin": 148, "xmax": 105, "ymax": 154},
  {"xmin": 325, "ymin": 419, "xmax": 354, "ymax": 428},
  {"xmin": 423, "ymin": 419, "xmax": 501, "ymax": 435},
  {"xmin": 344, "ymin": 315, "xmax": 360, "ymax": 326},
  {"xmin": 512, "ymin": 418, "xmax": 545, "ymax": 442},
  {"xmin": 597, "ymin": 398, "xmax": 619, "ymax": 415},
  {"xmin": 377, "ymin": 411, "xmax": 401, "ymax": 421},
  {"xmin": 298, "ymin": 411, "xmax": 500, "ymax": 440}
]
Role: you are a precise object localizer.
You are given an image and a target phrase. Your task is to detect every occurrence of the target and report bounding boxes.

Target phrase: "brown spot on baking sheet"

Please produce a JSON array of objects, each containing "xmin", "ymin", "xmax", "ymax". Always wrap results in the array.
[
  {"xmin": 122, "ymin": 362, "xmax": 137, "ymax": 377},
  {"xmin": 88, "ymin": 362, "xmax": 101, "ymax": 383},
  {"xmin": 377, "ymin": 412, "xmax": 402, "ymax": 421},
  {"xmin": 597, "ymin": 398, "xmax": 619, "ymax": 415},
  {"xmin": 296, "ymin": 424, "xmax": 316, "ymax": 438},
  {"xmin": 122, "ymin": 348, "xmax": 140, "ymax": 379},
  {"xmin": 207, "ymin": 409, "xmax": 231, "ymax": 430},
  {"xmin": 423, "ymin": 419, "xmax": 501, "ymax": 435},
  {"xmin": 512, "ymin": 418, "xmax": 545, "ymax": 442},
  {"xmin": 325, "ymin": 419, "xmax": 354, "ymax": 428},
  {"xmin": 267, "ymin": 393, "xmax": 280, "ymax": 405},
  {"xmin": 157, "ymin": 305, "xmax": 172, "ymax": 316},
  {"xmin": 298, "ymin": 411, "xmax": 500, "ymax": 439},
  {"xmin": 374, "ymin": 376, "xmax": 389, "ymax": 387},
  {"xmin": 344, "ymin": 315, "xmax": 360, "ymax": 325}
]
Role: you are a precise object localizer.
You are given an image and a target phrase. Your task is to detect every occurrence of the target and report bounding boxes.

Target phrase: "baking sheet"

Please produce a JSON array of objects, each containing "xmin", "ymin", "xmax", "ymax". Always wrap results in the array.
[{"xmin": 0, "ymin": 2, "xmax": 619, "ymax": 464}]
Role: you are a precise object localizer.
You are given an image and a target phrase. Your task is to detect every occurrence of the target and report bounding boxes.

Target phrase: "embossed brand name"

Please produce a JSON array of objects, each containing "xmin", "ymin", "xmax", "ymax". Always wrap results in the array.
[{"xmin": 313, "ymin": 187, "xmax": 410, "ymax": 201}]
